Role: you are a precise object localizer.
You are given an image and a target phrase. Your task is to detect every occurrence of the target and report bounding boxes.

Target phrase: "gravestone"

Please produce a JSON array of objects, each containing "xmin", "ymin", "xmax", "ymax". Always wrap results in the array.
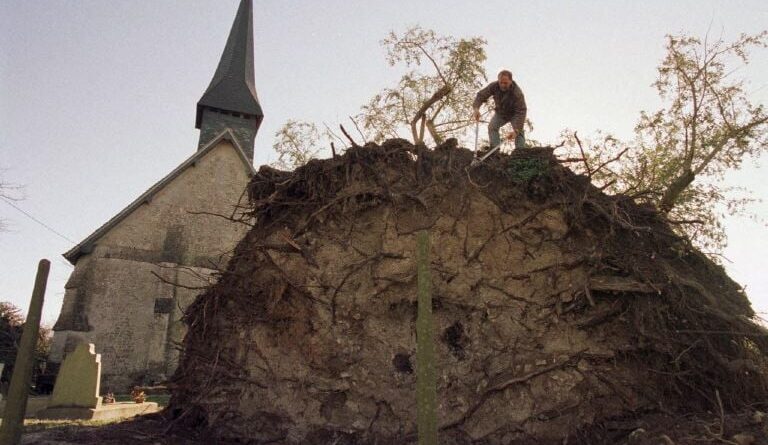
[
  {"xmin": 48, "ymin": 343, "xmax": 102, "ymax": 409},
  {"xmin": 37, "ymin": 343, "xmax": 158, "ymax": 420}
]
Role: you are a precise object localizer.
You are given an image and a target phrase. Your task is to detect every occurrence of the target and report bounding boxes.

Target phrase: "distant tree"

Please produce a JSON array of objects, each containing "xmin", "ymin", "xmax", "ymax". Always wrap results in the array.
[
  {"xmin": 0, "ymin": 301, "xmax": 25, "ymax": 382},
  {"xmin": 271, "ymin": 120, "xmax": 325, "ymax": 170},
  {"xmin": 35, "ymin": 325, "xmax": 52, "ymax": 381},
  {"xmin": 563, "ymin": 31, "xmax": 768, "ymax": 252},
  {"xmin": 0, "ymin": 301, "xmax": 25, "ymax": 329},
  {"xmin": 0, "ymin": 301, "xmax": 52, "ymax": 386},
  {"xmin": 360, "ymin": 26, "xmax": 488, "ymax": 145}
]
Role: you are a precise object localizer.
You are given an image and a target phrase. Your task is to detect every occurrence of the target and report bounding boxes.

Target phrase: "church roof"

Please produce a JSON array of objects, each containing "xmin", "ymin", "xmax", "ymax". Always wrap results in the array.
[
  {"xmin": 195, "ymin": 0, "xmax": 263, "ymax": 129},
  {"xmin": 63, "ymin": 130, "xmax": 256, "ymax": 264}
]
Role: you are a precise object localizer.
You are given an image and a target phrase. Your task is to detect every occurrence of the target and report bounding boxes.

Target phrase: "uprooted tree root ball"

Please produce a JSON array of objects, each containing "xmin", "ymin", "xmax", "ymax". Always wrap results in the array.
[{"xmin": 167, "ymin": 139, "xmax": 768, "ymax": 444}]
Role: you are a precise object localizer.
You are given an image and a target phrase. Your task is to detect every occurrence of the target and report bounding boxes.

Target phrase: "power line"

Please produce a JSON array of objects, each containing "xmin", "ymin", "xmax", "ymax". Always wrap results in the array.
[{"xmin": 0, "ymin": 196, "xmax": 77, "ymax": 245}]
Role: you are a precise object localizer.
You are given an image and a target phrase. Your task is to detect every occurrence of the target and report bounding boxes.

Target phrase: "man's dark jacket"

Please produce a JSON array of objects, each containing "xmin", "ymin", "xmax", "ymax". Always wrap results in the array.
[{"xmin": 472, "ymin": 81, "xmax": 527, "ymax": 132}]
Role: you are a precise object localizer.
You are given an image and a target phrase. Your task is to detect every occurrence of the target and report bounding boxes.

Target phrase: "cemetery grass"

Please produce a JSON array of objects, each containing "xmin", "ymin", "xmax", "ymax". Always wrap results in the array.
[
  {"xmin": 115, "ymin": 394, "xmax": 170, "ymax": 406},
  {"xmin": 21, "ymin": 418, "xmax": 120, "ymax": 434}
]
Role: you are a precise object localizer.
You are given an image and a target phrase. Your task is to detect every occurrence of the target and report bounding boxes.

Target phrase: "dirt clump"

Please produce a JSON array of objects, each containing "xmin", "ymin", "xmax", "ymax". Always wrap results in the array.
[{"xmin": 167, "ymin": 138, "xmax": 768, "ymax": 444}]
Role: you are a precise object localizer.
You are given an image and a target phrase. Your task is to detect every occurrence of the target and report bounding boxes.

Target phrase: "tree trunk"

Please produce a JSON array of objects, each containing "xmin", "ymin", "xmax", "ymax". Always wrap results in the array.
[
  {"xmin": 659, "ymin": 169, "xmax": 695, "ymax": 213},
  {"xmin": 426, "ymin": 119, "xmax": 443, "ymax": 145},
  {"xmin": 410, "ymin": 85, "xmax": 451, "ymax": 145}
]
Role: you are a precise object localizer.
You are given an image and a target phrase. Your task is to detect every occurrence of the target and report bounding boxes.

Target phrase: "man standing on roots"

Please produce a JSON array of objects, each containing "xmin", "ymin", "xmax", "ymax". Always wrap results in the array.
[{"xmin": 472, "ymin": 70, "xmax": 527, "ymax": 151}]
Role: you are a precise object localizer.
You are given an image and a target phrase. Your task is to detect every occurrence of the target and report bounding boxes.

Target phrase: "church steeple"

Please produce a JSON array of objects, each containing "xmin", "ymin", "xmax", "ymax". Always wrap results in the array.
[{"xmin": 196, "ymin": 0, "xmax": 263, "ymax": 161}]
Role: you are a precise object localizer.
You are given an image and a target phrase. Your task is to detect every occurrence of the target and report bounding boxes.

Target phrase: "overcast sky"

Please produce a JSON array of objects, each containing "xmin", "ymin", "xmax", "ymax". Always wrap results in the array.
[{"xmin": 1, "ymin": 0, "xmax": 767, "ymax": 325}]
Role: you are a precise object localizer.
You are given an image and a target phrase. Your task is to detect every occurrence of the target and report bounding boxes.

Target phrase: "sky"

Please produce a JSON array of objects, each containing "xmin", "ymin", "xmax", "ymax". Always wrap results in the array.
[{"xmin": 0, "ymin": 0, "xmax": 767, "ymax": 326}]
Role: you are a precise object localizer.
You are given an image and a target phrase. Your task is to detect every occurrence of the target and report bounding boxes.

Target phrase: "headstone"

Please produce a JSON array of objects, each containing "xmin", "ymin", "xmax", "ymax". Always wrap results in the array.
[
  {"xmin": 37, "ymin": 343, "xmax": 159, "ymax": 420},
  {"xmin": 48, "ymin": 343, "xmax": 102, "ymax": 409}
]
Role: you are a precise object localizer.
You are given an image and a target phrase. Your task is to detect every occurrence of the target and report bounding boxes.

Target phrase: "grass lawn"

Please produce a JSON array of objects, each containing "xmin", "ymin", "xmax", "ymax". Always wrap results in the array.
[{"xmin": 114, "ymin": 393, "xmax": 170, "ymax": 407}]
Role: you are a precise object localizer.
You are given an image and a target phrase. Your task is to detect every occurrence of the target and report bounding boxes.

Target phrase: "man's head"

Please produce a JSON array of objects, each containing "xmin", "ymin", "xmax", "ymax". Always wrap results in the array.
[{"xmin": 498, "ymin": 70, "xmax": 513, "ymax": 91}]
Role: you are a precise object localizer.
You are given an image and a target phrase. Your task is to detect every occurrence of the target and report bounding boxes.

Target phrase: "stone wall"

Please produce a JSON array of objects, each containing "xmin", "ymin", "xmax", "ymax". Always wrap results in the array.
[{"xmin": 51, "ymin": 140, "xmax": 252, "ymax": 391}]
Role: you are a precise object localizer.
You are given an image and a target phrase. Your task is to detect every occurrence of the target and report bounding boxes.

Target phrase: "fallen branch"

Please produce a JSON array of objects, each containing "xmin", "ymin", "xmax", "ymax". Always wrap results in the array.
[
  {"xmin": 574, "ymin": 132, "xmax": 592, "ymax": 178},
  {"xmin": 150, "ymin": 271, "xmax": 210, "ymax": 290},
  {"xmin": 349, "ymin": 115, "xmax": 368, "ymax": 144},
  {"xmin": 557, "ymin": 157, "xmax": 588, "ymax": 163},
  {"xmin": 593, "ymin": 146, "xmax": 630, "ymax": 175},
  {"xmin": 588, "ymin": 275, "xmax": 656, "ymax": 293},
  {"xmin": 339, "ymin": 124, "xmax": 361, "ymax": 148}
]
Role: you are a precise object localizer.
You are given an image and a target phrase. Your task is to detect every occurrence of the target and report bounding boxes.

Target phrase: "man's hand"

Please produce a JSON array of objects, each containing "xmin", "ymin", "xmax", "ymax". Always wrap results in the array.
[
  {"xmin": 472, "ymin": 109, "xmax": 481, "ymax": 122},
  {"xmin": 506, "ymin": 129, "xmax": 517, "ymax": 141}
]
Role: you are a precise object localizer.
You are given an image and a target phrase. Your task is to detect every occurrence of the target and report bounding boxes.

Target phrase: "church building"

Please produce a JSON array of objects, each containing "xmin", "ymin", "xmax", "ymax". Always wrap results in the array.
[{"xmin": 49, "ymin": 0, "xmax": 263, "ymax": 390}]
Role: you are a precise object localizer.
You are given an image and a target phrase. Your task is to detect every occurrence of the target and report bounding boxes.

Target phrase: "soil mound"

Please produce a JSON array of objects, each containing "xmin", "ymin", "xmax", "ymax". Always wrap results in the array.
[{"xmin": 168, "ymin": 139, "xmax": 768, "ymax": 444}]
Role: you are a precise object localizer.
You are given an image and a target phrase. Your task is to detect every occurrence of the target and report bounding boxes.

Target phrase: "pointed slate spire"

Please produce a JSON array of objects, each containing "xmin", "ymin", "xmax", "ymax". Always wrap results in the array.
[{"xmin": 196, "ymin": 0, "xmax": 263, "ymax": 160}]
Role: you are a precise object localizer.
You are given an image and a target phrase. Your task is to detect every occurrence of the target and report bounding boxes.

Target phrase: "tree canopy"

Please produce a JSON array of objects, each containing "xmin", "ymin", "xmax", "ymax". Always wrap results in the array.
[
  {"xmin": 562, "ymin": 31, "xmax": 767, "ymax": 252},
  {"xmin": 0, "ymin": 301, "xmax": 51, "ymax": 387},
  {"xmin": 271, "ymin": 26, "xmax": 488, "ymax": 170},
  {"xmin": 271, "ymin": 120, "xmax": 325, "ymax": 171},
  {"xmin": 270, "ymin": 28, "xmax": 767, "ymax": 254},
  {"xmin": 360, "ymin": 27, "xmax": 487, "ymax": 145}
]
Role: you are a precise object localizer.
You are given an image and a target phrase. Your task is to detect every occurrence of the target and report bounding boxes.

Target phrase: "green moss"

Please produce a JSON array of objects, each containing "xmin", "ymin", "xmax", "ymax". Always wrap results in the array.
[{"xmin": 506, "ymin": 157, "xmax": 549, "ymax": 182}]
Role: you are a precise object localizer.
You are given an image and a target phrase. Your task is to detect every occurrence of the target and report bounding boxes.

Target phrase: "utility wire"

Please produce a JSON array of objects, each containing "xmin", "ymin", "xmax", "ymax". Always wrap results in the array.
[{"xmin": 0, "ymin": 196, "xmax": 77, "ymax": 245}]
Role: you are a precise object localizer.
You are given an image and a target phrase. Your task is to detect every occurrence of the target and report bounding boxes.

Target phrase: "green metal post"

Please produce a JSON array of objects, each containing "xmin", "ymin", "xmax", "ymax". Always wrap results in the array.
[
  {"xmin": 0, "ymin": 259, "xmax": 49, "ymax": 445},
  {"xmin": 416, "ymin": 231, "xmax": 437, "ymax": 445}
]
